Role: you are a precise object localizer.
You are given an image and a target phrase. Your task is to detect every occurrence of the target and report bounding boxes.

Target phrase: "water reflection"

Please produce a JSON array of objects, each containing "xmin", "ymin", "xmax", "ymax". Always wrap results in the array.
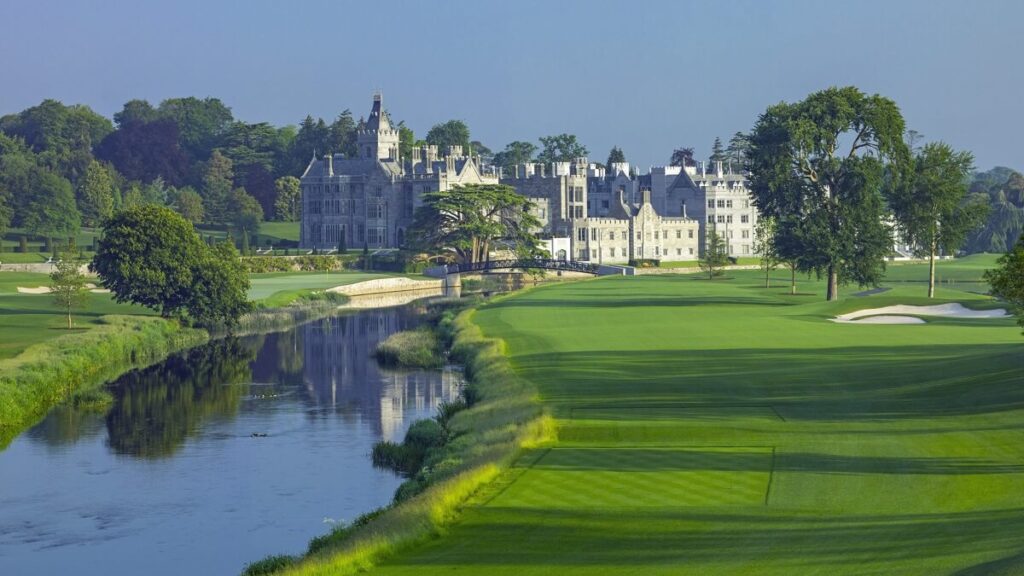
[
  {"xmin": 0, "ymin": 303, "xmax": 460, "ymax": 576},
  {"xmin": 105, "ymin": 338, "xmax": 254, "ymax": 458},
  {"xmin": 300, "ymin": 309, "xmax": 461, "ymax": 441}
]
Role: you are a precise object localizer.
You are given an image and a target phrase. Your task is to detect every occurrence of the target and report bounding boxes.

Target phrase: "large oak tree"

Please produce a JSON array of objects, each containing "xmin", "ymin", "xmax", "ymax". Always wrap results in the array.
[{"xmin": 748, "ymin": 86, "xmax": 911, "ymax": 300}]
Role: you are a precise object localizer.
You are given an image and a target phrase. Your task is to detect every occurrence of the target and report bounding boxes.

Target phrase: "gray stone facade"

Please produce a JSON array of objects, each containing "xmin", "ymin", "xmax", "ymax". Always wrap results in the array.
[
  {"xmin": 300, "ymin": 94, "xmax": 496, "ymax": 250},
  {"xmin": 499, "ymin": 160, "xmax": 590, "ymax": 237},
  {"xmin": 667, "ymin": 161, "xmax": 758, "ymax": 257},
  {"xmin": 571, "ymin": 190, "xmax": 699, "ymax": 264}
]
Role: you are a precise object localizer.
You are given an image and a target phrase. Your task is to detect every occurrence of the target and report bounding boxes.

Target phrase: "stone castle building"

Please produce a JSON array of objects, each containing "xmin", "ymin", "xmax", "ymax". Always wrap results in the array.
[
  {"xmin": 300, "ymin": 94, "xmax": 496, "ymax": 250},
  {"xmin": 300, "ymin": 93, "xmax": 758, "ymax": 261}
]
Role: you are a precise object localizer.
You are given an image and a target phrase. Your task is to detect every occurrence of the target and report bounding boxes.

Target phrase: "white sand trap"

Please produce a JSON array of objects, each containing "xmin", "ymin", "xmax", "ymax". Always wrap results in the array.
[
  {"xmin": 90, "ymin": 288, "xmax": 110, "ymax": 293},
  {"xmin": 844, "ymin": 315, "xmax": 925, "ymax": 324},
  {"xmin": 834, "ymin": 303, "xmax": 1010, "ymax": 324},
  {"xmin": 17, "ymin": 286, "xmax": 51, "ymax": 294}
]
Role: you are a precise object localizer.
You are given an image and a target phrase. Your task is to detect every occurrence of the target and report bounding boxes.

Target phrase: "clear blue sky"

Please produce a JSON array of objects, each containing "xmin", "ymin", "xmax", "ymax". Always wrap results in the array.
[{"xmin": 1, "ymin": 0, "xmax": 1020, "ymax": 170}]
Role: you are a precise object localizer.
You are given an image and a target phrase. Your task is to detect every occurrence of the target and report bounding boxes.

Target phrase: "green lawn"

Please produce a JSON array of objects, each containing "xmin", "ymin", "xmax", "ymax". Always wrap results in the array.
[
  {"xmin": 0, "ymin": 269, "xmax": 398, "ymax": 360},
  {"xmin": 0, "ymin": 272, "xmax": 152, "ymax": 360},
  {"xmin": 259, "ymin": 221, "xmax": 300, "ymax": 243},
  {"xmin": 882, "ymin": 253, "xmax": 1002, "ymax": 283},
  {"xmin": 368, "ymin": 268, "xmax": 1024, "ymax": 575}
]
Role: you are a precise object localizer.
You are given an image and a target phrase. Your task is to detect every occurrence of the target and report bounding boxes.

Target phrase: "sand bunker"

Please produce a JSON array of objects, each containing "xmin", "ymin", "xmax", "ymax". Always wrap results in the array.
[
  {"xmin": 18, "ymin": 283, "xmax": 107, "ymax": 294},
  {"xmin": 834, "ymin": 303, "xmax": 1010, "ymax": 324}
]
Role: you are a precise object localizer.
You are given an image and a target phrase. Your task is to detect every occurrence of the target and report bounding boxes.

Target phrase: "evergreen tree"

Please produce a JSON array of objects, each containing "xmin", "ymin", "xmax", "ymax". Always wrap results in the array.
[
  {"xmin": 606, "ymin": 146, "xmax": 626, "ymax": 172},
  {"xmin": 77, "ymin": 160, "xmax": 117, "ymax": 226},
  {"xmin": 700, "ymin": 228, "xmax": 730, "ymax": 279},
  {"xmin": 201, "ymin": 150, "xmax": 233, "ymax": 223},
  {"xmin": 709, "ymin": 137, "xmax": 726, "ymax": 164}
]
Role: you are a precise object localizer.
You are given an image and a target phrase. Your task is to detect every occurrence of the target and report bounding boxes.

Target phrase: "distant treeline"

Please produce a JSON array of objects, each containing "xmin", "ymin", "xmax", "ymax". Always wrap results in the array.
[{"xmin": 0, "ymin": 97, "xmax": 1019, "ymax": 254}]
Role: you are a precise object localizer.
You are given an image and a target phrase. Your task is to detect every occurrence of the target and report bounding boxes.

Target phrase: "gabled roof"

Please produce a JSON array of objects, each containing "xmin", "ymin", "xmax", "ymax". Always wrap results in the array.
[{"xmin": 667, "ymin": 168, "xmax": 699, "ymax": 192}]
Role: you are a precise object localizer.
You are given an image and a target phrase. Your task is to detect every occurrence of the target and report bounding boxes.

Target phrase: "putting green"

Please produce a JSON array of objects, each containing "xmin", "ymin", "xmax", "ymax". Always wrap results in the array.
[{"xmin": 368, "ymin": 268, "xmax": 1024, "ymax": 575}]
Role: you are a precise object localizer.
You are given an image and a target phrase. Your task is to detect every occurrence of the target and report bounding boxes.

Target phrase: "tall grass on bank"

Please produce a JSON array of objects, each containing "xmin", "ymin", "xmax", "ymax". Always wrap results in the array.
[
  {"xmin": 251, "ymin": 305, "xmax": 554, "ymax": 576},
  {"xmin": 233, "ymin": 292, "xmax": 349, "ymax": 336},
  {"xmin": 0, "ymin": 315, "xmax": 207, "ymax": 447},
  {"xmin": 374, "ymin": 328, "xmax": 443, "ymax": 369}
]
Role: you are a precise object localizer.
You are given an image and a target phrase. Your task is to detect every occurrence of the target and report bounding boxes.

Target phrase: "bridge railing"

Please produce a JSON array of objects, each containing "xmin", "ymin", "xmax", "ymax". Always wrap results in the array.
[{"xmin": 447, "ymin": 259, "xmax": 601, "ymax": 275}]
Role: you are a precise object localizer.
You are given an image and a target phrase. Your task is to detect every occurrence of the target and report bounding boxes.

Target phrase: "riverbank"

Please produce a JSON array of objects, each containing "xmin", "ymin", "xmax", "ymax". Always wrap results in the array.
[
  {"xmin": 0, "ymin": 272, "xmax": 435, "ymax": 450},
  {"xmin": 0, "ymin": 315, "xmax": 208, "ymax": 448},
  {"xmin": 339, "ymin": 269, "xmax": 1021, "ymax": 575},
  {"xmin": 251, "ymin": 292, "xmax": 554, "ymax": 576}
]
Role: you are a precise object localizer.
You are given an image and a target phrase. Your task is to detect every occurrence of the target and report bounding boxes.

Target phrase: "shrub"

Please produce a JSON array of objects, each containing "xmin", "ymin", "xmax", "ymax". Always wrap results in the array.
[
  {"xmin": 628, "ymin": 258, "xmax": 661, "ymax": 268},
  {"xmin": 374, "ymin": 329, "xmax": 442, "ymax": 368}
]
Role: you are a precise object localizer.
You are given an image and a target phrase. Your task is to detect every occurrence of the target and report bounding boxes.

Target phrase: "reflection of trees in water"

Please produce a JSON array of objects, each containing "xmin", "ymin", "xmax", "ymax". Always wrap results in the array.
[
  {"xmin": 27, "ymin": 405, "xmax": 107, "ymax": 448},
  {"xmin": 301, "ymin": 308, "xmax": 462, "ymax": 441},
  {"xmin": 105, "ymin": 338, "xmax": 256, "ymax": 458}
]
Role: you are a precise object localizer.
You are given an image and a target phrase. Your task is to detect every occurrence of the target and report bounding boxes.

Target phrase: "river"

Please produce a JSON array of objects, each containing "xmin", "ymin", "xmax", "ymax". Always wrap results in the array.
[{"xmin": 0, "ymin": 302, "xmax": 461, "ymax": 575}]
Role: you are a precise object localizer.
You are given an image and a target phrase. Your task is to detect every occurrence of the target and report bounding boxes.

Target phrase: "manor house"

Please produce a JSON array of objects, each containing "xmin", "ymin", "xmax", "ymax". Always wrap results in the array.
[{"xmin": 300, "ymin": 94, "xmax": 495, "ymax": 250}]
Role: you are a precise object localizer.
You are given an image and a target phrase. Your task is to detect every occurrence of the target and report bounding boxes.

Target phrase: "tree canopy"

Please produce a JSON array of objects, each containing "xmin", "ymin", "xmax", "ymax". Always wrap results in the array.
[
  {"xmin": 537, "ymin": 134, "xmax": 588, "ymax": 164},
  {"xmin": 748, "ymin": 86, "xmax": 911, "ymax": 300},
  {"xmin": 887, "ymin": 142, "xmax": 988, "ymax": 297},
  {"xmin": 493, "ymin": 141, "xmax": 537, "ymax": 172},
  {"xmin": 985, "ymin": 234, "xmax": 1024, "ymax": 331},
  {"xmin": 407, "ymin": 184, "xmax": 542, "ymax": 265},
  {"xmin": 92, "ymin": 205, "xmax": 251, "ymax": 327},
  {"xmin": 425, "ymin": 120, "xmax": 471, "ymax": 153},
  {"xmin": 606, "ymin": 146, "xmax": 626, "ymax": 172}
]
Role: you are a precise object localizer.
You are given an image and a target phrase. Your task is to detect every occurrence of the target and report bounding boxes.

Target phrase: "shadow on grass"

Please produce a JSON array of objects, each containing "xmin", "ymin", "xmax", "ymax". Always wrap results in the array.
[
  {"xmin": 513, "ymin": 343, "xmax": 1024, "ymax": 421},
  {"xmin": 386, "ymin": 506, "xmax": 1024, "ymax": 568}
]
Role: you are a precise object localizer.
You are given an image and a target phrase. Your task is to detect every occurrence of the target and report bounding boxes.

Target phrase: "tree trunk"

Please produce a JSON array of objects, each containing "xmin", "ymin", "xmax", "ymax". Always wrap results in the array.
[
  {"xmin": 791, "ymin": 264, "xmax": 796, "ymax": 295},
  {"xmin": 826, "ymin": 264, "xmax": 839, "ymax": 301},
  {"xmin": 67, "ymin": 308, "xmax": 72, "ymax": 329},
  {"xmin": 928, "ymin": 240, "xmax": 936, "ymax": 299},
  {"xmin": 765, "ymin": 265, "xmax": 770, "ymax": 289}
]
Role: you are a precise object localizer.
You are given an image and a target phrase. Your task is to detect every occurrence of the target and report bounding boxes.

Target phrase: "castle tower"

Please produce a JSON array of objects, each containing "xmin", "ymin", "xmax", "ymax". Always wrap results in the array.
[{"xmin": 357, "ymin": 92, "xmax": 400, "ymax": 161}]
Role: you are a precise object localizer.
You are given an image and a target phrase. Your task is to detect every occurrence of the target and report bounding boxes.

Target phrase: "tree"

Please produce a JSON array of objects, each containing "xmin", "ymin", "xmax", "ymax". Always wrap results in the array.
[
  {"xmin": 470, "ymin": 140, "xmax": 493, "ymax": 163},
  {"xmin": 985, "ymin": 234, "xmax": 1024, "ymax": 331},
  {"xmin": 273, "ymin": 176, "xmax": 301, "ymax": 221},
  {"xmin": 330, "ymin": 110, "xmax": 358, "ymax": 159},
  {"xmin": 753, "ymin": 216, "xmax": 780, "ymax": 288},
  {"xmin": 747, "ymin": 86, "xmax": 910, "ymax": 301},
  {"xmin": 492, "ymin": 141, "xmax": 537, "ymax": 172},
  {"xmin": 537, "ymin": 134, "xmax": 588, "ymax": 164},
  {"xmin": 229, "ymin": 187, "xmax": 263, "ymax": 236},
  {"xmin": 887, "ymin": 142, "xmax": 989, "ymax": 297},
  {"xmin": 201, "ymin": 150, "xmax": 234, "ymax": 223},
  {"xmin": 92, "ymin": 205, "xmax": 206, "ymax": 317},
  {"xmin": 0, "ymin": 99, "xmax": 113, "ymax": 186},
  {"xmin": 669, "ymin": 147, "xmax": 695, "ymax": 168},
  {"xmin": 156, "ymin": 97, "xmax": 234, "ymax": 161},
  {"xmin": 22, "ymin": 168, "xmax": 80, "ymax": 240},
  {"xmin": 50, "ymin": 244, "xmax": 89, "ymax": 329},
  {"xmin": 174, "ymin": 187, "xmax": 205, "ymax": 224},
  {"xmin": 407, "ymin": 184, "xmax": 541, "ymax": 265},
  {"xmin": 187, "ymin": 242, "xmax": 252, "ymax": 329},
  {"xmin": 425, "ymin": 120, "xmax": 471, "ymax": 152},
  {"xmin": 398, "ymin": 121, "xmax": 416, "ymax": 161},
  {"xmin": 77, "ymin": 160, "xmax": 117, "ymax": 227},
  {"xmin": 700, "ymin": 228, "xmax": 730, "ymax": 279},
  {"xmin": 710, "ymin": 137, "xmax": 726, "ymax": 164},
  {"xmin": 727, "ymin": 132, "xmax": 751, "ymax": 169},
  {"xmin": 94, "ymin": 118, "xmax": 188, "ymax": 185},
  {"xmin": 606, "ymin": 146, "xmax": 626, "ymax": 172}
]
